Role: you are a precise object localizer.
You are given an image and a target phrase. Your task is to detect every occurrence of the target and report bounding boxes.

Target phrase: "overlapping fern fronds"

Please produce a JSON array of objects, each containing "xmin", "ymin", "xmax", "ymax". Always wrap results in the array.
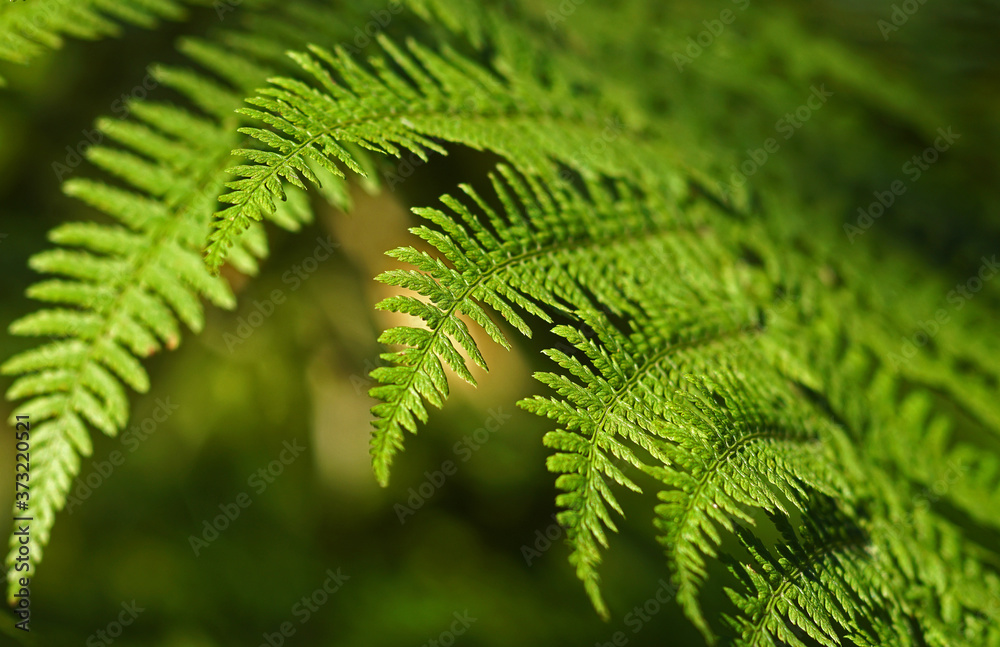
[
  {"xmin": 194, "ymin": 8, "xmax": 1000, "ymax": 638},
  {"xmin": 362, "ymin": 156, "xmax": 1000, "ymax": 641},
  {"xmin": 723, "ymin": 506, "xmax": 902, "ymax": 647},
  {"xmin": 1, "ymin": 0, "xmax": 510, "ymax": 601},
  {"xmin": 651, "ymin": 366, "xmax": 852, "ymax": 636},
  {"xmin": 3, "ymin": 0, "xmax": 1000, "ymax": 643}
]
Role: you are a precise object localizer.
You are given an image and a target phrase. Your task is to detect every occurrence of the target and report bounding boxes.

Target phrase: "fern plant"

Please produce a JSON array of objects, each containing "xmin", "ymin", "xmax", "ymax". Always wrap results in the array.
[{"xmin": 3, "ymin": 0, "xmax": 1000, "ymax": 644}]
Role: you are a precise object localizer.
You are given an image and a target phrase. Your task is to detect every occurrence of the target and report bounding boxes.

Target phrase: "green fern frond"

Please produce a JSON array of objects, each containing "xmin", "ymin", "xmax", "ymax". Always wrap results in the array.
[
  {"xmin": 1, "ymin": 1, "xmax": 376, "ymax": 596},
  {"xmin": 515, "ymin": 237, "xmax": 775, "ymax": 619},
  {"xmin": 0, "ymin": 0, "xmax": 195, "ymax": 86},
  {"xmin": 3, "ymin": 0, "xmax": 440, "ymax": 594},
  {"xmin": 5, "ymin": 2, "xmax": 1000, "ymax": 644},
  {"xmin": 2, "ymin": 113, "xmax": 239, "ymax": 595},
  {"xmin": 520, "ymin": 314, "xmax": 748, "ymax": 618}
]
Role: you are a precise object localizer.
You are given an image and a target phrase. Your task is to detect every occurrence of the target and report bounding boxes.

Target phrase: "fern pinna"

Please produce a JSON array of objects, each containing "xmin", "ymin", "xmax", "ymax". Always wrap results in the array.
[
  {"xmin": 4, "ymin": 0, "xmax": 1000, "ymax": 645},
  {"xmin": 0, "ymin": 0, "xmax": 198, "ymax": 86}
]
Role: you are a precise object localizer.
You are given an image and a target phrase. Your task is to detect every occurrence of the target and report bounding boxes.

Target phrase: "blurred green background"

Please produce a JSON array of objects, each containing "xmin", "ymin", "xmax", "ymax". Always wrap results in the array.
[{"xmin": 0, "ymin": 0, "xmax": 998, "ymax": 645}]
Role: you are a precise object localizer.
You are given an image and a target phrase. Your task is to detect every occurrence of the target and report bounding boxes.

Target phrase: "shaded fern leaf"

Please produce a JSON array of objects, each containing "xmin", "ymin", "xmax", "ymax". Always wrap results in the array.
[
  {"xmin": 715, "ymin": 426, "xmax": 1000, "ymax": 647},
  {"xmin": 369, "ymin": 166, "xmax": 691, "ymax": 486},
  {"xmin": 0, "ymin": 4, "xmax": 346, "ymax": 597},
  {"xmin": 652, "ymin": 366, "xmax": 853, "ymax": 641},
  {"xmin": 513, "ymin": 204, "xmax": 791, "ymax": 617},
  {"xmin": 855, "ymin": 466, "xmax": 1000, "ymax": 647},
  {"xmin": 723, "ymin": 507, "xmax": 904, "ymax": 647}
]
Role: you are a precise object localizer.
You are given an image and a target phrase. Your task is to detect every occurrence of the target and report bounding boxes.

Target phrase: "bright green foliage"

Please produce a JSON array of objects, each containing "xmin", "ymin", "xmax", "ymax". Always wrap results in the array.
[
  {"xmin": 4, "ymin": 0, "xmax": 1000, "ymax": 644},
  {"xmin": 653, "ymin": 371, "xmax": 855, "ymax": 640}
]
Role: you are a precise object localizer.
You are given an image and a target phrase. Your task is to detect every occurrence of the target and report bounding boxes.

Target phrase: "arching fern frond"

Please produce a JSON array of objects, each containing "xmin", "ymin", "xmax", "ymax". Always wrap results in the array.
[
  {"xmin": 371, "ymin": 150, "xmax": 781, "ymax": 615},
  {"xmin": 369, "ymin": 167, "xmax": 694, "ymax": 485},
  {"xmin": 203, "ymin": 32, "xmax": 680, "ymax": 271},
  {"xmin": 514, "ymin": 229, "xmax": 780, "ymax": 618},
  {"xmin": 520, "ymin": 312, "xmax": 758, "ymax": 618}
]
